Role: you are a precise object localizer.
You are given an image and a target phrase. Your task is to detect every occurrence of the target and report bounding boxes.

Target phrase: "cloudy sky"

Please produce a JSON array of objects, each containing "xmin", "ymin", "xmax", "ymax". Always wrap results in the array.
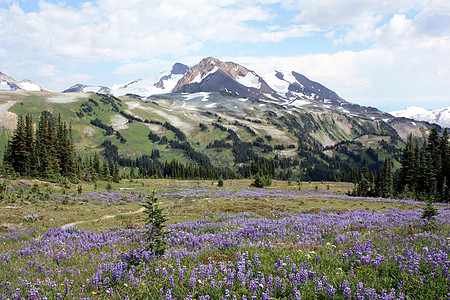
[{"xmin": 1, "ymin": 0, "xmax": 449, "ymax": 111}]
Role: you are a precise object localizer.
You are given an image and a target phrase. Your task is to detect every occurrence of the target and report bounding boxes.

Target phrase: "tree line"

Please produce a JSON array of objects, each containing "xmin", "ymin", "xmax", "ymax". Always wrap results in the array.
[
  {"xmin": 3, "ymin": 112, "xmax": 76, "ymax": 179},
  {"xmin": 352, "ymin": 127, "xmax": 449, "ymax": 203}
]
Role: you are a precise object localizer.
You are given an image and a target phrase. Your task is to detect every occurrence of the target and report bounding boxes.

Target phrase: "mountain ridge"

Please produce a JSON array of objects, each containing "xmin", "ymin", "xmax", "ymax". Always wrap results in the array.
[
  {"xmin": 0, "ymin": 72, "xmax": 51, "ymax": 92},
  {"xmin": 390, "ymin": 106, "xmax": 450, "ymax": 128},
  {"xmin": 60, "ymin": 57, "xmax": 392, "ymax": 121}
]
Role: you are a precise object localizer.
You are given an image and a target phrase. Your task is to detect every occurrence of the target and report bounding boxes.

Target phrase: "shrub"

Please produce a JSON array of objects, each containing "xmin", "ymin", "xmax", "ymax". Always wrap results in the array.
[{"xmin": 251, "ymin": 175, "xmax": 272, "ymax": 188}]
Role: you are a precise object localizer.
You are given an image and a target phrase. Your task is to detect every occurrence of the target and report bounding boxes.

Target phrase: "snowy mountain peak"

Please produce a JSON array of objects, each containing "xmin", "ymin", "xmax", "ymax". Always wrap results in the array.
[
  {"xmin": 0, "ymin": 72, "xmax": 50, "ymax": 92},
  {"xmin": 18, "ymin": 79, "xmax": 52, "ymax": 92},
  {"xmin": 172, "ymin": 57, "xmax": 276, "ymax": 99},
  {"xmin": 108, "ymin": 63, "xmax": 189, "ymax": 97},
  {"xmin": 390, "ymin": 106, "xmax": 450, "ymax": 128}
]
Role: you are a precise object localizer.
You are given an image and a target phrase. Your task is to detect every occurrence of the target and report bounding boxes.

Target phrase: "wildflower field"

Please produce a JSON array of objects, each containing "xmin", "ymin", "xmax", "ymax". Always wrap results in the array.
[{"xmin": 0, "ymin": 180, "xmax": 449, "ymax": 299}]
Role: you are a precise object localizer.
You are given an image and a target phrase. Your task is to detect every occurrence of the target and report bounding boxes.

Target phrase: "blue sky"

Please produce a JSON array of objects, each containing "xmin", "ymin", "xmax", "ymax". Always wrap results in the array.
[{"xmin": 1, "ymin": 0, "xmax": 450, "ymax": 111}]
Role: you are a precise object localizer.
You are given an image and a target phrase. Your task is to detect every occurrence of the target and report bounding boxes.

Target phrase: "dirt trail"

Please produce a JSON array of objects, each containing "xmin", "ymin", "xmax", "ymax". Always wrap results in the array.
[
  {"xmin": 61, "ymin": 207, "xmax": 145, "ymax": 230},
  {"xmin": 0, "ymin": 100, "xmax": 17, "ymax": 130}
]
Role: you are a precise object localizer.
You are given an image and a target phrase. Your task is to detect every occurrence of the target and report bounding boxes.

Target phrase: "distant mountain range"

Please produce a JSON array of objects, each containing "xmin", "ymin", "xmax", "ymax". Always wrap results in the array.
[
  {"xmin": 61, "ymin": 57, "xmax": 393, "ymax": 121},
  {"xmin": 0, "ymin": 72, "xmax": 51, "ymax": 92},
  {"xmin": 0, "ymin": 57, "xmax": 445, "ymax": 181},
  {"xmin": 390, "ymin": 106, "xmax": 450, "ymax": 129},
  {"xmin": 1, "ymin": 57, "xmax": 447, "ymax": 129}
]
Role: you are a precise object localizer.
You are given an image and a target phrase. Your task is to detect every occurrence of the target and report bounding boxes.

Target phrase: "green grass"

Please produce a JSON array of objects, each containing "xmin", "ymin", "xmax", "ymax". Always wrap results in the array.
[
  {"xmin": 0, "ymin": 179, "xmax": 420, "ymax": 232},
  {"xmin": 0, "ymin": 178, "xmax": 448, "ymax": 299}
]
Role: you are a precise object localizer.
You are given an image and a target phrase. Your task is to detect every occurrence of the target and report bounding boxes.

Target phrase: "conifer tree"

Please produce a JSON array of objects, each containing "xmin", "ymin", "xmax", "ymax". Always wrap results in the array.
[
  {"xmin": 399, "ymin": 134, "xmax": 416, "ymax": 194},
  {"xmin": 356, "ymin": 164, "xmax": 371, "ymax": 197},
  {"xmin": 439, "ymin": 129, "xmax": 449, "ymax": 202},
  {"xmin": 142, "ymin": 192, "xmax": 168, "ymax": 256},
  {"xmin": 5, "ymin": 115, "xmax": 28, "ymax": 175},
  {"xmin": 376, "ymin": 158, "xmax": 393, "ymax": 198},
  {"xmin": 24, "ymin": 114, "xmax": 36, "ymax": 176}
]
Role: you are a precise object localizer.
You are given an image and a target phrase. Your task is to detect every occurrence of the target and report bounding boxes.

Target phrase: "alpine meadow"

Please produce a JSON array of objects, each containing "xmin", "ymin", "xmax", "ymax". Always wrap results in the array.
[{"xmin": 0, "ymin": 56, "xmax": 449, "ymax": 300}]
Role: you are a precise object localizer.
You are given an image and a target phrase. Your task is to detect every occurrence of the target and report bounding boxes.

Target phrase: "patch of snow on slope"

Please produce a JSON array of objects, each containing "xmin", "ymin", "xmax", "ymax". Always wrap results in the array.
[
  {"xmin": 236, "ymin": 71, "xmax": 261, "ymax": 89},
  {"xmin": 390, "ymin": 106, "xmax": 450, "ymax": 128},
  {"xmin": 110, "ymin": 73, "xmax": 184, "ymax": 97},
  {"xmin": 263, "ymin": 93, "xmax": 278, "ymax": 101},
  {"xmin": 183, "ymin": 92, "xmax": 210, "ymax": 101},
  {"xmin": 289, "ymin": 100, "xmax": 310, "ymax": 107},
  {"xmin": 18, "ymin": 81, "xmax": 41, "ymax": 91},
  {"xmin": 193, "ymin": 67, "xmax": 218, "ymax": 84},
  {"xmin": 262, "ymin": 71, "xmax": 289, "ymax": 94},
  {"xmin": 339, "ymin": 107, "xmax": 350, "ymax": 114},
  {"xmin": 390, "ymin": 106, "xmax": 430, "ymax": 118},
  {"xmin": 83, "ymin": 86, "xmax": 103, "ymax": 93},
  {"xmin": 0, "ymin": 82, "xmax": 11, "ymax": 90}
]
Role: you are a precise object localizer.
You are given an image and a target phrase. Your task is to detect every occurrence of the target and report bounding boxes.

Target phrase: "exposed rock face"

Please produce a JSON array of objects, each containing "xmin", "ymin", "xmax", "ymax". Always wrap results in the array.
[
  {"xmin": 387, "ymin": 117, "xmax": 434, "ymax": 140},
  {"xmin": 288, "ymin": 71, "xmax": 345, "ymax": 105},
  {"xmin": 171, "ymin": 63, "xmax": 190, "ymax": 75},
  {"xmin": 154, "ymin": 63, "xmax": 190, "ymax": 89},
  {"xmin": 172, "ymin": 57, "xmax": 277, "ymax": 100}
]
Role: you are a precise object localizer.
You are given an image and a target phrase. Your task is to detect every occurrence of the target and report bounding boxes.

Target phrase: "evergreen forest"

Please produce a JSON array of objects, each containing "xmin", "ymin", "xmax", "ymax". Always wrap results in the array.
[{"xmin": 2, "ymin": 111, "xmax": 449, "ymax": 202}]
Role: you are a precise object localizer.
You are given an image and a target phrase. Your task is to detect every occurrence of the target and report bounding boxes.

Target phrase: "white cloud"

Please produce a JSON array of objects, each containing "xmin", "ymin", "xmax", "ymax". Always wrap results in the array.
[
  {"xmin": 113, "ymin": 59, "xmax": 174, "ymax": 76},
  {"xmin": 0, "ymin": 0, "xmax": 311, "ymax": 63},
  {"xmin": 0, "ymin": 0, "xmax": 449, "ymax": 110},
  {"xmin": 285, "ymin": 0, "xmax": 450, "ymax": 46},
  {"xmin": 230, "ymin": 37, "xmax": 450, "ymax": 111},
  {"xmin": 54, "ymin": 73, "xmax": 93, "ymax": 86}
]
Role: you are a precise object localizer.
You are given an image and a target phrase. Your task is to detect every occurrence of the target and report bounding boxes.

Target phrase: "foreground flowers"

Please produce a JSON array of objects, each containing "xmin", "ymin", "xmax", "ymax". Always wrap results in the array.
[{"xmin": 1, "ymin": 198, "xmax": 449, "ymax": 299}]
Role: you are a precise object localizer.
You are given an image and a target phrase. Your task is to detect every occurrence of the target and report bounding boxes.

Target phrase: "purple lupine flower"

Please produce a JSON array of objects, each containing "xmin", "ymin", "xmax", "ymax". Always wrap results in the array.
[
  {"xmin": 327, "ymin": 284, "xmax": 336, "ymax": 296},
  {"xmin": 165, "ymin": 289, "xmax": 173, "ymax": 300},
  {"xmin": 343, "ymin": 287, "xmax": 352, "ymax": 298}
]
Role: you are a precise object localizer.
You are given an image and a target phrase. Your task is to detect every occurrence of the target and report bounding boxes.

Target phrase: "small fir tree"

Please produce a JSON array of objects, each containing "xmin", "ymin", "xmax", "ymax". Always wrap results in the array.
[
  {"xmin": 142, "ymin": 192, "xmax": 168, "ymax": 256},
  {"xmin": 422, "ymin": 199, "xmax": 438, "ymax": 224}
]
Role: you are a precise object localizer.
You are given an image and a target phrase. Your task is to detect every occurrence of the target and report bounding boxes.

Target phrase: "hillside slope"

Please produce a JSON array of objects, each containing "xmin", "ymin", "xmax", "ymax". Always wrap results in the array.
[{"xmin": 0, "ymin": 89, "xmax": 439, "ymax": 181}]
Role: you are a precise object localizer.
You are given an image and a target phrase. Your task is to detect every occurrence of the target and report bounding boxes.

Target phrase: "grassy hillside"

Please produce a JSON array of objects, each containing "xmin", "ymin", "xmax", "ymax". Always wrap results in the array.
[{"xmin": 0, "ymin": 91, "xmax": 417, "ymax": 180}]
